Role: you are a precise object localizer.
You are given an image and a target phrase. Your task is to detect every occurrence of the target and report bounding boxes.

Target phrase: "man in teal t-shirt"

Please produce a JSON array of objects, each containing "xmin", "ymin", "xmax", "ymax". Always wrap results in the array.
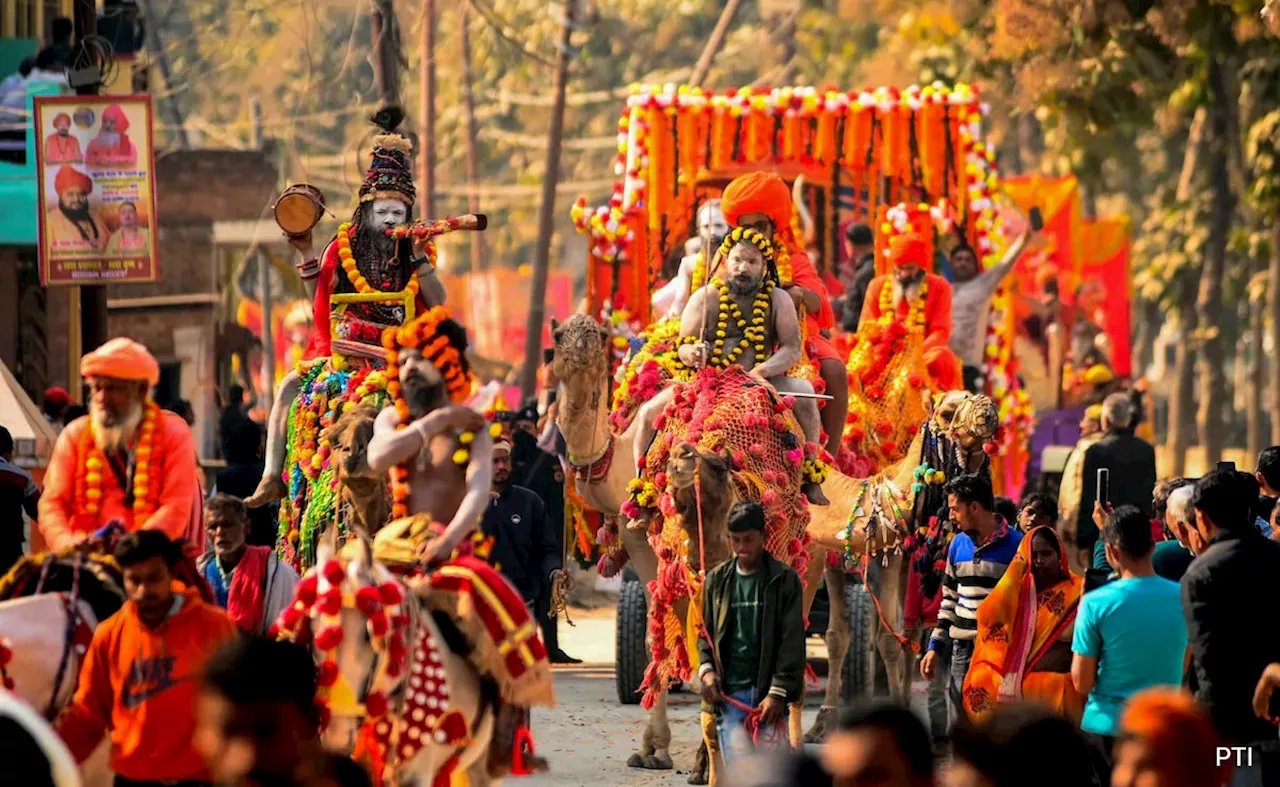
[{"xmin": 1072, "ymin": 505, "xmax": 1188, "ymax": 765}]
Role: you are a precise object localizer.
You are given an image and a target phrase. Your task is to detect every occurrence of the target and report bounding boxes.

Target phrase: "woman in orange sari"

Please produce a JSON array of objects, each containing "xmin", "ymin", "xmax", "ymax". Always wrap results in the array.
[{"xmin": 963, "ymin": 525, "xmax": 1085, "ymax": 724}]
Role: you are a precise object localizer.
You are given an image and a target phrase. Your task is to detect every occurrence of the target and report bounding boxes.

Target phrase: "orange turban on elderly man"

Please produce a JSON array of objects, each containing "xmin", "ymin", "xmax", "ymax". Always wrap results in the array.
[
  {"xmin": 81, "ymin": 338, "xmax": 160, "ymax": 386},
  {"xmin": 54, "ymin": 165, "xmax": 93, "ymax": 197}
]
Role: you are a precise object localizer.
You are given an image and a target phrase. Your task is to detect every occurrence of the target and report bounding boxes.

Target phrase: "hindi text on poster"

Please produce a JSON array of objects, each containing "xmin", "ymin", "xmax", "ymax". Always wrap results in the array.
[{"xmin": 34, "ymin": 95, "xmax": 159, "ymax": 286}]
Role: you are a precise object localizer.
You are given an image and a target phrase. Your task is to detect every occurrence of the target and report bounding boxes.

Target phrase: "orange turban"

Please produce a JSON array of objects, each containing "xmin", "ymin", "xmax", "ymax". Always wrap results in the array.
[
  {"xmin": 1117, "ymin": 689, "xmax": 1229, "ymax": 787},
  {"xmin": 888, "ymin": 233, "xmax": 931, "ymax": 268},
  {"xmin": 81, "ymin": 338, "xmax": 160, "ymax": 386},
  {"xmin": 720, "ymin": 172, "xmax": 792, "ymax": 234},
  {"xmin": 102, "ymin": 104, "xmax": 130, "ymax": 133},
  {"xmin": 54, "ymin": 165, "xmax": 92, "ymax": 196}
]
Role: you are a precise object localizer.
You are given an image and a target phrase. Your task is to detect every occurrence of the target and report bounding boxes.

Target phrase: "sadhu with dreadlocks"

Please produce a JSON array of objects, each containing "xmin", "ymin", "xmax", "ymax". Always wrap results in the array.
[
  {"xmin": 365, "ymin": 306, "xmax": 494, "ymax": 567},
  {"xmin": 631, "ymin": 227, "xmax": 829, "ymax": 517}
]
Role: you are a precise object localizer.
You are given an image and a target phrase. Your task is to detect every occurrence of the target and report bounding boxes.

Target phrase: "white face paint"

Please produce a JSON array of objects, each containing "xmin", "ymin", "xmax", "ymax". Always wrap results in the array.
[
  {"xmin": 370, "ymin": 198, "xmax": 409, "ymax": 232},
  {"xmin": 698, "ymin": 202, "xmax": 729, "ymax": 251}
]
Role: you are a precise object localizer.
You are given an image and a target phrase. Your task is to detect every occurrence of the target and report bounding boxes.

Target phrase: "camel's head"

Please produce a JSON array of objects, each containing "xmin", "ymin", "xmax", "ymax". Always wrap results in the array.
[
  {"xmin": 667, "ymin": 443, "xmax": 735, "ymax": 563},
  {"xmin": 933, "ymin": 391, "xmax": 999, "ymax": 452},
  {"xmin": 551, "ymin": 315, "xmax": 610, "ymax": 380},
  {"xmin": 329, "ymin": 403, "xmax": 384, "ymax": 497},
  {"xmin": 273, "ymin": 529, "xmax": 411, "ymax": 753}
]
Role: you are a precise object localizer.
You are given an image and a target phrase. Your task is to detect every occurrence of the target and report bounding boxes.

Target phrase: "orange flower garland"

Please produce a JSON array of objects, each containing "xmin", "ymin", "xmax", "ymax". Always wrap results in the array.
[
  {"xmin": 337, "ymin": 222, "xmax": 421, "ymax": 299},
  {"xmin": 381, "ymin": 307, "xmax": 487, "ymax": 519},
  {"xmin": 75, "ymin": 402, "xmax": 162, "ymax": 529},
  {"xmin": 875, "ymin": 275, "xmax": 930, "ymax": 334}
]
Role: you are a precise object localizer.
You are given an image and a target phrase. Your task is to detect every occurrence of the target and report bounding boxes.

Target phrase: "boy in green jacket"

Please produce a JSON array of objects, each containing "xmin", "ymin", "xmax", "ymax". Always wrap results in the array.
[{"xmin": 696, "ymin": 500, "xmax": 806, "ymax": 765}]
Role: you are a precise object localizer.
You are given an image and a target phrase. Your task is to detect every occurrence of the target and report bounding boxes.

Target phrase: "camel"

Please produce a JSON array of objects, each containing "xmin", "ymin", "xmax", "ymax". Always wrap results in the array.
[
  {"xmin": 552, "ymin": 315, "xmax": 857, "ymax": 775},
  {"xmin": 553, "ymin": 316, "xmax": 1000, "ymax": 763},
  {"xmin": 670, "ymin": 389, "xmax": 1000, "ymax": 742},
  {"xmin": 297, "ymin": 531, "xmax": 498, "ymax": 786},
  {"xmin": 0, "ymin": 551, "xmax": 128, "ymax": 787},
  {"xmin": 329, "ymin": 403, "xmax": 393, "ymax": 537}
]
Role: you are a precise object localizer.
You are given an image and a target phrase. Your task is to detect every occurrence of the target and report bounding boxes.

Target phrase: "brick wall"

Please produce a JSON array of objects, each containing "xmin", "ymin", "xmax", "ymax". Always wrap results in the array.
[{"xmin": 106, "ymin": 150, "xmax": 278, "ymax": 301}]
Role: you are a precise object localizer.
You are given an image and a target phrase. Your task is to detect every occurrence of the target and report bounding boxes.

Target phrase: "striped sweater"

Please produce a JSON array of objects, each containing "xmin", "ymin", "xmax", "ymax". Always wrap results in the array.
[{"xmin": 927, "ymin": 521, "xmax": 1022, "ymax": 652}]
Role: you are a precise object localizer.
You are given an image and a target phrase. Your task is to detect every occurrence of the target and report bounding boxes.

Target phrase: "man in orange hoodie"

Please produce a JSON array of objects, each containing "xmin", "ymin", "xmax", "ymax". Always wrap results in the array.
[
  {"xmin": 56, "ymin": 530, "xmax": 238, "ymax": 786},
  {"xmin": 39, "ymin": 338, "xmax": 199, "ymax": 552}
]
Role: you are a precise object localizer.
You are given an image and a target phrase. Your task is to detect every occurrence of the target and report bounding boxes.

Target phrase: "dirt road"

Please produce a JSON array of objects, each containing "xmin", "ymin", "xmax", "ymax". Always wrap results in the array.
[{"xmin": 518, "ymin": 607, "xmax": 908, "ymax": 787}]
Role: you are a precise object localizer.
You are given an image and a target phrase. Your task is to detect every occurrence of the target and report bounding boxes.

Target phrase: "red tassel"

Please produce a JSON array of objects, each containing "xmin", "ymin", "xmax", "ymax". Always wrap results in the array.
[
  {"xmin": 317, "ymin": 660, "xmax": 339, "ymax": 687},
  {"xmin": 355, "ymin": 586, "xmax": 382, "ymax": 614},
  {"xmin": 322, "ymin": 560, "xmax": 346, "ymax": 586},
  {"xmin": 377, "ymin": 582, "xmax": 403, "ymax": 606},
  {"xmin": 295, "ymin": 574, "xmax": 319, "ymax": 606},
  {"xmin": 512, "ymin": 727, "xmax": 537, "ymax": 776}
]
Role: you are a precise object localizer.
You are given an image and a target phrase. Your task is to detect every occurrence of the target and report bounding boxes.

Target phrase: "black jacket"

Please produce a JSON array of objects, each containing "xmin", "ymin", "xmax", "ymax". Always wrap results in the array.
[
  {"xmin": 480, "ymin": 484, "xmax": 559, "ymax": 603},
  {"xmin": 1181, "ymin": 528, "xmax": 1280, "ymax": 745},
  {"xmin": 1075, "ymin": 430, "xmax": 1157, "ymax": 549},
  {"xmin": 511, "ymin": 430, "xmax": 564, "ymax": 558},
  {"xmin": 697, "ymin": 553, "xmax": 806, "ymax": 713}
]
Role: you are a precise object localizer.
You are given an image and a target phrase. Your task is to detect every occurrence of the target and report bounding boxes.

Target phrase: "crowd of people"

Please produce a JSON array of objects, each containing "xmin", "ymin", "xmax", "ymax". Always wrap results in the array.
[{"xmin": 704, "ymin": 390, "xmax": 1280, "ymax": 787}]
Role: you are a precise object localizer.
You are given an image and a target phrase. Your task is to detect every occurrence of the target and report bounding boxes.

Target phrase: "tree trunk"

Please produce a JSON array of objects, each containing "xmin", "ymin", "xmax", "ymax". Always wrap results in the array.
[
  {"xmin": 1017, "ymin": 112, "xmax": 1043, "ymax": 174},
  {"xmin": 1248, "ymin": 295, "xmax": 1265, "ymax": 461},
  {"xmin": 460, "ymin": 7, "xmax": 484, "ymax": 272},
  {"xmin": 1195, "ymin": 57, "xmax": 1237, "ymax": 467},
  {"xmin": 689, "ymin": 0, "xmax": 744, "ymax": 87},
  {"xmin": 1270, "ymin": 222, "xmax": 1280, "ymax": 445},
  {"xmin": 1169, "ymin": 311, "xmax": 1196, "ymax": 477}
]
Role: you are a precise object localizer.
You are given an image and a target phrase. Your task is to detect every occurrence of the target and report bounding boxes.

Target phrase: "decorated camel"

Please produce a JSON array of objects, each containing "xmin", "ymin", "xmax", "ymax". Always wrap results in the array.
[
  {"xmin": 0, "ymin": 548, "xmax": 127, "ymax": 787},
  {"xmin": 273, "ymin": 527, "xmax": 555, "ymax": 786},
  {"xmin": 553, "ymin": 314, "xmax": 1000, "ymax": 771}
]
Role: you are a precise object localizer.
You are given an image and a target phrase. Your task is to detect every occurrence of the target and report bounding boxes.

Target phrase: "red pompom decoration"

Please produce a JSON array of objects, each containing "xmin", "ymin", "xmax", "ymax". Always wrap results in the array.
[
  {"xmin": 294, "ymin": 574, "xmax": 319, "ymax": 606},
  {"xmin": 355, "ymin": 586, "xmax": 382, "ymax": 615},
  {"xmin": 317, "ymin": 660, "xmax": 339, "ymax": 687},
  {"xmin": 322, "ymin": 560, "xmax": 346, "ymax": 587},
  {"xmin": 377, "ymin": 582, "xmax": 403, "ymax": 606},
  {"xmin": 368, "ymin": 611, "xmax": 389, "ymax": 638},
  {"xmin": 266, "ymin": 623, "xmax": 280, "ymax": 639},
  {"xmin": 0, "ymin": 644, "xmax": 12, "ymax": 668},
  {"xmin": 279, "ymin": 603, "xmax": 303, "ymax": 630},
  {"xmin": 314, "ymin": 626, "xmax": 344, "ymax": 652},
  {"xmin": 387, "ymin": 633, "xmax": 407, "ymax": 660},
  {"xmin": 317, "ymin": 589, "xmax": 343, "ymax": 617},
  {"xmin": 364, "ymin": 691, "xmax": 389, "ymax": 718}
]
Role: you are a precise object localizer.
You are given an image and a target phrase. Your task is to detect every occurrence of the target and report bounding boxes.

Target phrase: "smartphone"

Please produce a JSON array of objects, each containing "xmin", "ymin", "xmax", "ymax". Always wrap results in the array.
[
  {"xmin": 1029, "ymin": 206, "xmax": 1045, "ymax": 232},
  {"xmin": 1216, "ymin": 460, "xmax": 1236, "ymax": 472},
  {"xmin": 1096, "ymin": 468, "xmax": 1110, "ymax": 506}
]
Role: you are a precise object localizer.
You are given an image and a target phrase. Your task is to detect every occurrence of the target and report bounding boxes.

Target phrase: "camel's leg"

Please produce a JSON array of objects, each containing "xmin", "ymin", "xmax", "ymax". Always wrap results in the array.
[
  {"xmin": 874, "ymin": 553, "xmax": 912, "ymax": 702},
  {"xmin": 805, "ymin": 567, "xmax": 849, "ymax": 743},
  {"xmin": 700, "ymin": 710, "xmax": 724, "ymax": 787},
  {"xmin": 246, "ymin": 368, "xmax": 302, "ymax": 508}
]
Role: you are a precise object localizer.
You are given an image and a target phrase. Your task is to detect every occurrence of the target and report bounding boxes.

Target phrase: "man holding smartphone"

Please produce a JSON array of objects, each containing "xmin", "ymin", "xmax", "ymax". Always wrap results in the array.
[{"xmin": 1073, "ymin": 394, "xmax": 1157, "ymax": 573}]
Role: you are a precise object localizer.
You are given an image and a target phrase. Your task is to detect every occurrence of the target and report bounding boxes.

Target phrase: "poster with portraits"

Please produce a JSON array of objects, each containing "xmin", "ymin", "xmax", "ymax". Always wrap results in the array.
[{"xmin": 34, "ymin": 95, "xmax": 159, "ymax": 285}]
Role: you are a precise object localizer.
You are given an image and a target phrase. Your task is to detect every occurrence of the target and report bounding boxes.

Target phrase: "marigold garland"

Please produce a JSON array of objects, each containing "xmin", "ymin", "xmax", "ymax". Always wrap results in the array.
[
  {"xmin": 382, "ymin": 307, "xmax": 478, "ymax": 519},
  {"xmin": 707, "ymin": 278, "xmax": 774, "ymax": 369},
  {"xmin": 74, "ymin": 401, "xmax": 161, "ymax": 530},
  {"xmin": 337, "ymin": 222, "xmax": 421, "ymax": 300}
]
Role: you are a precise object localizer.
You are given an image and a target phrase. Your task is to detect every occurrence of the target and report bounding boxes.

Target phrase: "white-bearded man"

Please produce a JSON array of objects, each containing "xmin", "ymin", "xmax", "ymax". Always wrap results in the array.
[{"xmin": 39, "ymin": 338, "xmax": 198, "ymax": 551}]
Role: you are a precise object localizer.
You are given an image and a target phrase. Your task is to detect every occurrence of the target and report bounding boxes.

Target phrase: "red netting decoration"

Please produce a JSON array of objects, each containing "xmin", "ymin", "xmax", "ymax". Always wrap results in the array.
[{"xmin": 631, "ymin": 366, "xmax": 813, "ymax": 708}]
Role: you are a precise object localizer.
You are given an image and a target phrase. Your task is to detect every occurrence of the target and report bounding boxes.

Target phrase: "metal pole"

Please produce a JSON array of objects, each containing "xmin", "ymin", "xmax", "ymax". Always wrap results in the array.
[
  {"xmin": 419, "ymin": 0, "xmax": 436, "ymax": 220},
  {"xmin": 461, "ymin": 6, "xmax": 484, "ymax": 271},
  {"xmin": 519, "ymin": 2, "xmax": 576, "ymax": 399},
  {"xmin": 257, "ymin": 249, "xmax": 274, "ymax": 414},
  {"xmin": 371, "ymin": 0, "xmax": 402, "ymax": 110},
  {"xmin": 75, "ymin": 0, "xmax": 108, "ymax": 357}
]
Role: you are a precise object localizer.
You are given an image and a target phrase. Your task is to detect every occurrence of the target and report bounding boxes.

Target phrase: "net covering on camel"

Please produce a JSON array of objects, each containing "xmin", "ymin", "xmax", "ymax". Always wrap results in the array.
[{"xmin": 635, "ymin": 365, "xmax": 812, "ymax": 708}]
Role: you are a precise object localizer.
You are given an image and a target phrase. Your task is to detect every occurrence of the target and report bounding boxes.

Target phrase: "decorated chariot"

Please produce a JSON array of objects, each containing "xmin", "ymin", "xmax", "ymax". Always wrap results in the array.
[{"xmin": 565, "ymin": 83, "xmax": 1032, "ymax": 768}]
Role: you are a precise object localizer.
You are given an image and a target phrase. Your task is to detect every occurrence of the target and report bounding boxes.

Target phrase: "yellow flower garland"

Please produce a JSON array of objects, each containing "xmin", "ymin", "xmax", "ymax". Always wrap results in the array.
[
  {"xmin": 708, "ymin": 278, "xmax": 774, "ymax": 369},
  {"xmin": 337, "ymin": 222, "xmax": 420, "ymax": 300},
  {"xmin": 80, "ymin": 401, "xmax": 161, "ymax": 523},
  {"xmin": 876, "ymin": 275, "xmax": 930, "ymax": 333}
]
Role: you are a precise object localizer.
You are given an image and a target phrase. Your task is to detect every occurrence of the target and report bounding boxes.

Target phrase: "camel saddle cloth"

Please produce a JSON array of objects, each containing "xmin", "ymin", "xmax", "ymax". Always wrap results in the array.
[{"xmin": 415, "ymin": 556, "xmax": 555, "ymax": 709}]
